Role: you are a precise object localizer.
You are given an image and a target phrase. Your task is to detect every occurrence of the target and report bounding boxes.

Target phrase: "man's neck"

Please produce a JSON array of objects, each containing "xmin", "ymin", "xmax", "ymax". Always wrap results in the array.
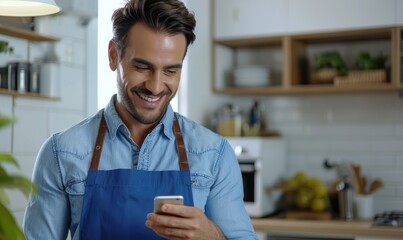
[{"xmin": 114, "ymin": 102, "xmax": 156, "ymax": 147}]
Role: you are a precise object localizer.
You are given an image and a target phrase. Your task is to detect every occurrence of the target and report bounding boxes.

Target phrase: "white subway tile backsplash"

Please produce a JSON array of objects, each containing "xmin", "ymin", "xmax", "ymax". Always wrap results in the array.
[
  {"xmin": 374, "ymin": 197, "xmax": 403, "ymax": 213},
  {"xmin": 397, "ymin": 156, "xmax": 403, "ymax": 167},
  {"xmin": 288, "ymin": 138, "xmax": 330, "ymax": 153},
  {"xmin": 272, "ymin": 124, "xmax": 305, "ymax": 136},
  {"xmin": 0, "ymin": 36, "xmax": 28, "ymax": 66},
  {"xmin": 329, "ymin": 139, "xmax": 371, "ymax": 153},
  {"xmin": 13, "ymin": 109, "xmax": 47, "ymax": 154},
  {"xmin": 366, "ymin": 169, "xmax": 403, "ymax": 182},
  {"xmin": 37, "ymin": 15, "xmax": 86, "ymax": 40},
  {"xmin": 397, "ymin": 186, "xmax": 403, "ymax": 197},
  {"xmin": 0, "ymin": 96, "xmax": 13, "ymax": 152},
  {"xmin": 370, "ymin": 139, "xmax": 403, "ymax": 153},
  {"xmin": 351, "ymin": 155, "xmax": 396, "ymax": 168},
  {"xmin": 267, "ymin": 94, "xmax": 403, "ymax": 214},
  {"xmin": 49, "ymin": 111, "xmax": 85, "ymax": 134},
  {"xmin": 375, "ymin": 186, "xmax": 396, "ymax": 197},
  {"xmin": 58, "ymin": 65, "xmax": 85, "ymax": 110},
  {"xmin": 396, "ymin": 124, "xmax": 403, "ymax": 137},
  {"xmin": 55, "ymin": 38, "xmax": 86, "ymax": 66}
]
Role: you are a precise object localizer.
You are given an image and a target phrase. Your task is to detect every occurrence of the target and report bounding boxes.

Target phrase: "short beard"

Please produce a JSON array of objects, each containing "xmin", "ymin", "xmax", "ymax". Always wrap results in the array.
[{"xmin": 117, "ymin": 83, "xmax": 174, "ymax": 125}]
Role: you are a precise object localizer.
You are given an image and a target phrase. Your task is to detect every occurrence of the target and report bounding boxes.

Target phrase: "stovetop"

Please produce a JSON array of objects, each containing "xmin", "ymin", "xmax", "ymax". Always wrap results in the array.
[{"xmin": 372, "ymin": 211, "xmax": 403, "ymax": 227}]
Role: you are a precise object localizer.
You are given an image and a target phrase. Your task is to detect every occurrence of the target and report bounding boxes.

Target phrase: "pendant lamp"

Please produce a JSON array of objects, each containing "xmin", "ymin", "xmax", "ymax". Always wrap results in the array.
[{"xmin": 0, "ymin": 0, "xmax": 60, "ymax": 17}]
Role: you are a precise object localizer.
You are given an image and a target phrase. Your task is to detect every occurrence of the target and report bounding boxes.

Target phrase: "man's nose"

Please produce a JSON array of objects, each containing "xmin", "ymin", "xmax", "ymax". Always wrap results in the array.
[{"xmin": 146, "ymin": 71, "xmax": 165, "ymax": 95}]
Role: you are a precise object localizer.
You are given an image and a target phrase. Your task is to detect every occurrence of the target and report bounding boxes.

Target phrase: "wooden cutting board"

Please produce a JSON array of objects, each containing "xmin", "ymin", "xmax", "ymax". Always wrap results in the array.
[{"xmin": 285, "ymin": 210, "xmax": 332, "ymax": 220}]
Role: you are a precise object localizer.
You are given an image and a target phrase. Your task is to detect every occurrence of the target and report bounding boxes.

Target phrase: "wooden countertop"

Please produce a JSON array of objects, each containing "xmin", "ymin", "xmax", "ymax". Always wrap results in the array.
[{"xmin": 252, "ymin": 218, "xmax": 403, "ymax": 238}]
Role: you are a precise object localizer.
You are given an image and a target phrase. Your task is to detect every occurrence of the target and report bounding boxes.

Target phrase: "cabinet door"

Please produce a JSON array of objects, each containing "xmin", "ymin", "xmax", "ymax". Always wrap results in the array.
[
  {"xmin": 288, "ymin": 0, "xmax": 396, "ymax": 34},
  {"xmin": 214, "ymin": 0, "xmax": 287, "ymax": 39}
]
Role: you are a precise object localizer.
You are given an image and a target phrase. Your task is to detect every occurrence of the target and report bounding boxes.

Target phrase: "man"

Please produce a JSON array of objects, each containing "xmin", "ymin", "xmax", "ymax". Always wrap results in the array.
[{"xmin": 23, "ymin": 0, "xmax": 257, "ymax": 239}]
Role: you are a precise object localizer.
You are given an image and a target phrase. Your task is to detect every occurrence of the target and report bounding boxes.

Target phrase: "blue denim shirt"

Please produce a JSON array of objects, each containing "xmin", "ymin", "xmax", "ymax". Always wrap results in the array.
[{"xmin": 23, "ymin": 95, "xmax": 257, "ymax": 240}]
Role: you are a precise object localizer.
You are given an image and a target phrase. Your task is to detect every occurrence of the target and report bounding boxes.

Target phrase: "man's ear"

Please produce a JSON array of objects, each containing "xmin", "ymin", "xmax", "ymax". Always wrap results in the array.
[{"xmin": 108, "ymin": 40, "xmax": 118, "ymax": 71}]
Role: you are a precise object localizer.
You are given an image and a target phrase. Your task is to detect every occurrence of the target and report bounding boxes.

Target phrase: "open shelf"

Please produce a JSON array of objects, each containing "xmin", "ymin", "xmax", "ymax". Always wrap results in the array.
[
  {"xmin": 0, "ymin": 24, "xmax": 59, "ymax": 42},
  {"xmin": 0, "ymin": 89, "xmax": 60, "ymax": 101},
  {"xmin": 213, "ymin": 26, "xmax": 402, "ymax": 95},
  {"xmin": 214, "ymin": 83, "xmax": 399, "ymax": 95}
]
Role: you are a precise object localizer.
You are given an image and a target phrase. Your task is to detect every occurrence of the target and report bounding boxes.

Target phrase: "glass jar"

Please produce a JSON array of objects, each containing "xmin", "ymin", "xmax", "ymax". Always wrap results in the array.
[{"xmin": 217, "ymin": 104, "xmax": 242, "ymax": 137}]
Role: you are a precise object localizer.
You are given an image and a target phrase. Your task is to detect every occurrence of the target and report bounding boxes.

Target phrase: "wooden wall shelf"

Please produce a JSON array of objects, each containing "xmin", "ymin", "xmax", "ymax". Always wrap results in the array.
[
  {"xmin": 212, "ymin": 26, "xmax": 402, "ymax": 95},
  {"xmin": 0, "ymin": 24, "xmax": 59, "ymax": 42},
  {"xmin": 0, "ymin": 89, "xmax": 60, "ymax": 101}
]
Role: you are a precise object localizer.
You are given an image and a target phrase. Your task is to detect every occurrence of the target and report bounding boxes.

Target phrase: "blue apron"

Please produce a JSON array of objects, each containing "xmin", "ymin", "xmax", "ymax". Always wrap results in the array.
[{"xmin": 79, "ymin": 112, "xmax": 194, "ymax": 239}]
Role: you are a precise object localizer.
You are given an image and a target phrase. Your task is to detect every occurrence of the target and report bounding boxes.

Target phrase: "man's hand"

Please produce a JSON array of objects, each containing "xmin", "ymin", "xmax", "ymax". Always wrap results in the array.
[{"xmin": 145, "ymin": 204, "xmax": 226, "ymax": 240}]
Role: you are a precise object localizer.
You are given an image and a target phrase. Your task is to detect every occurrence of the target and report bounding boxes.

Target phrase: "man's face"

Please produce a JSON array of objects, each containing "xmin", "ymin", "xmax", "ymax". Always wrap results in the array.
[{"xmin": 109, "ymin": 22, "xmax": 187, "ymax": 125}]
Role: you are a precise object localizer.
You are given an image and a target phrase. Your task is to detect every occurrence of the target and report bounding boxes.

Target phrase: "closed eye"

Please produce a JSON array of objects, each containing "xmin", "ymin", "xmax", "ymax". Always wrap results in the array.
[
  {"xmin": 165, "ymin": 69, "xmax": 178, "ymax": 76},
  {"xmin": 135, "ymin": 65, "xmax": 151, "ymax": 72}
]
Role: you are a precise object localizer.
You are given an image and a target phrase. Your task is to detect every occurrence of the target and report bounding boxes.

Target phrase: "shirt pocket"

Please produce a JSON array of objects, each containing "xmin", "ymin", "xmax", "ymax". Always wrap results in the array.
[
  {"xmin": 190, "ymin": 173, "xmax": 214, "ymax": 189},
  {"xmin": 65, "ymin": 179, "xmax": 85, "ymax": 196}
]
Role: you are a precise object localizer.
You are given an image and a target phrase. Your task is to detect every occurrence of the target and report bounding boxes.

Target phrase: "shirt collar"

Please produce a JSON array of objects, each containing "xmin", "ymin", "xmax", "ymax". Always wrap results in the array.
[{"xmin": 103, "ymin": 94, "xmax": 175, "ymax": 140}]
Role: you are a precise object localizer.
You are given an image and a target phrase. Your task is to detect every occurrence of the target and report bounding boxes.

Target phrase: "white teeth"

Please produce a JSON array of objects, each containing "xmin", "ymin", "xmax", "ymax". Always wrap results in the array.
[{"xmin": 139, "ymin": 94, "xmax": 160, "ymax": 103}]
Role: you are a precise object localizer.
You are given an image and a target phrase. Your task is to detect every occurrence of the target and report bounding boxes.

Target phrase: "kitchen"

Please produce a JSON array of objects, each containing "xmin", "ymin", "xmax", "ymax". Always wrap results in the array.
[{"xmin": 0, "ymin": 0, "xmax": 403, "ymax": 239}]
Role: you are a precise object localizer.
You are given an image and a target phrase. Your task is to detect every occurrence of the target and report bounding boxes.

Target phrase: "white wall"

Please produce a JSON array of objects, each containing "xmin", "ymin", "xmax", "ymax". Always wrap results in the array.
[
  {"xmin": 184, "ymin": 0, "xmax": 231, "ymax": 124},
  {"xmin": 187, "ymin": 1, "xmax": 403, "ymax": 214}
]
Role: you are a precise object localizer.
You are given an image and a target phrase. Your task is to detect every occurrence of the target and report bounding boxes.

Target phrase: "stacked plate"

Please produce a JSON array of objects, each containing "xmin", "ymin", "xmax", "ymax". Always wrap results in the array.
[{"xmin": 233, "ymin": 65, "xmax": 270, "ymax": 87}]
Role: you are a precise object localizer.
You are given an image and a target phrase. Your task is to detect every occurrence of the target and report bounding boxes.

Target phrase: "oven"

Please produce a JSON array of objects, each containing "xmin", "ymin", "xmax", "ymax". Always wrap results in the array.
[{"xmin": 227, "ymin": 137, "xmax": 286, "ymax": 217}]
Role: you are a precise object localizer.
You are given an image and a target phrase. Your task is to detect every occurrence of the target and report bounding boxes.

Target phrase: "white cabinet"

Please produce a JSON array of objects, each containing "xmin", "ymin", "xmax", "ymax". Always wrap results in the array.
[
  {"xmin": 214, "ymin": 0, "xmax": 287, "ymax": 39},
  {"xmin": 287, "ymin": 0, "xmax": 396, "ymax": 33},
  {"xmin": 214, "ymin": 0, "xmax": 398, "ymax": 39}
]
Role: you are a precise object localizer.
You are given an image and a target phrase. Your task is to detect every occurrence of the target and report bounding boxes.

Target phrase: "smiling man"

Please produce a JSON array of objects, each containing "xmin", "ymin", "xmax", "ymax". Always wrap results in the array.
[{"xmin": 23, "ymin": 0, "xmax": 257, "ymax": 239}]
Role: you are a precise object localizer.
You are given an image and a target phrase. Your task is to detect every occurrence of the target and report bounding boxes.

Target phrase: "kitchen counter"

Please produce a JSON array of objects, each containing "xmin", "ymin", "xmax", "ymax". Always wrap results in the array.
[{"xmin": 252, "ymin": 218, "xmax": 403, "ymax": 239}]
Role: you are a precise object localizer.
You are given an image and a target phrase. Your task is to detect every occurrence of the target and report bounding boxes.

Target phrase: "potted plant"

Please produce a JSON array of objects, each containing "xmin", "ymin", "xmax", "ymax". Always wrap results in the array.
[
  {"xmin": 0, "ymin": 114, "xmax": 36, "ymax": 240},
  {"xmin": 0, "ymin": 40, "xmax": 14, "ymax": 54},
  {"xmin": 311, "ymin": 51, "xmax": 348, "ymax": 84},
  {"xmin": 354, "ymin": 52, "xmax": 387, "ymax": 70},
  {"xmin": 334, "ymin": 52, "xmax": 388, "ymax": 85}
]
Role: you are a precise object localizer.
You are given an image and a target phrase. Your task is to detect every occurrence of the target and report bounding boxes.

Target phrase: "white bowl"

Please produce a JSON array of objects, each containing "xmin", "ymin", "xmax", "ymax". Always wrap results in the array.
[{"xmin": 233, "ymin": 66, "xmax": 270, "ymax": 87}]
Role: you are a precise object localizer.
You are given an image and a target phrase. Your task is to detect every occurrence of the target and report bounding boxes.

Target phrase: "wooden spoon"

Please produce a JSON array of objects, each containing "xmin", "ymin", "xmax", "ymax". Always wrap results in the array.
[
  {"xmin": 351, "ymin": 164, "xmax": 363, "ymax": 194},
  {"xmin": 369, "ymin": 178, "xmax": 383, "ymax": 194}
]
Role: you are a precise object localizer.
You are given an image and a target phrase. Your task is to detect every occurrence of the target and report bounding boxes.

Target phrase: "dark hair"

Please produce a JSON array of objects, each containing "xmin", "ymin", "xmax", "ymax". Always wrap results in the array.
[{"xmin": 111, "ymin": 0, "xmax": 196, "ymax": 58}]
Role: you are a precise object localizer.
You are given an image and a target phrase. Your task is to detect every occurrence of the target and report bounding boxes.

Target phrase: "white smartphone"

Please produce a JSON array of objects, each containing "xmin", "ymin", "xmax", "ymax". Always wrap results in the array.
[{"xmin": 154, "ymin": 195, "xmax": 184, "ymax": 213}]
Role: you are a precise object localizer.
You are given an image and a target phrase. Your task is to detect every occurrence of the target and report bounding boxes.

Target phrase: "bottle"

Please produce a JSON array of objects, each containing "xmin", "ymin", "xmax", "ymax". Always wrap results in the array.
[
  {"xmin": 245, "ymin": 100, "xmax": 266, "ymax": 136},
  {"xmin": 337, "ymin": 176, "xmax": 354, "ymax": 221},
  {"xmin": 217, "ymin": 104, "xmax": 242, "ymax": 137}
]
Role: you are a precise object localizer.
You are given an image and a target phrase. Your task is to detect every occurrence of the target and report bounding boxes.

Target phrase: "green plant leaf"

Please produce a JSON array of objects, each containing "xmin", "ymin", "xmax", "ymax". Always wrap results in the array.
[
  {"xmin": 0, "ymin": 175, "xmax": 37, "ymax": 198},
  {"xmin": 0, "ymin": 116, "xmax": 15, "ymax": 128},
  {"xmin": 0, "ymin": 202, "xmax": 26, "ymax": 240},
  {"xmin": 0, "ymin": 188, "xmax": 10, "ymax": 205},
  {"xmin": 0, "ymin": 153, "xmax": 19, "ymax": 168},
  {"xmin": 0, "ymin": 165, "xmax": 8, "ymax": 177}
]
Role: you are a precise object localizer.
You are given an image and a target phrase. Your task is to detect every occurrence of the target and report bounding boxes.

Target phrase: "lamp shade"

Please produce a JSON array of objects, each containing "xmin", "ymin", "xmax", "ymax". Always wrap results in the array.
[{"xmin": 0, "ymin": 0, "xmax": 60, "ymax": 17}]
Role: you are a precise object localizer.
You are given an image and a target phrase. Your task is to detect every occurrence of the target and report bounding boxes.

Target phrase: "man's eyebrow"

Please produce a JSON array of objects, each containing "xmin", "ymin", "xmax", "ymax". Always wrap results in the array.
[
  {"xmin": 131, "ymin": 58, "xmax": 153, "ymax": 67},
  {"xmin": 131, "ymin": 58, "xmax": 182, "ymax": 69},
  {"xmin": 165, "ymin": 64, "xmax": 182, "ymax": 69}
]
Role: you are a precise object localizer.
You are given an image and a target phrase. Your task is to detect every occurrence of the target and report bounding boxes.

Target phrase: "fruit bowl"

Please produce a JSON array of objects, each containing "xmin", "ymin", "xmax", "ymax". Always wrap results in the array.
[{"xmin": 274, "ymin": 172, "xmax": 333, "ymax": 219}]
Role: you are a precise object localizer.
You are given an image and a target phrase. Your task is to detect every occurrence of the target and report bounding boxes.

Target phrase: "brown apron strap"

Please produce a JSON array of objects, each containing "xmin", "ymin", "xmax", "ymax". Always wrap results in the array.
[
  {"xmin": 88, "ymin": 112, "xmax": 189, "ymax": 171},
  {"xmin": 173, "ymin": 114, "xmax": 190, "ymax": 171},
  {"xmin": 89, "ymin": 112, "xmax": 107, "ymax": 170}
]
